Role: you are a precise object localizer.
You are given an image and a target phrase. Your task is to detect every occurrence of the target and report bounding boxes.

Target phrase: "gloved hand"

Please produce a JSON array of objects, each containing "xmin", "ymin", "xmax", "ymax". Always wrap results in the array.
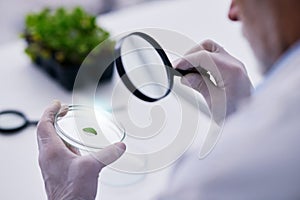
[
  {"xmin": 175, "ymin": 40, "xmax": 253, "ymax": 124},
  {"xmin": 37, "ymin": 101, "xmax": 126, "ymax": 200}
]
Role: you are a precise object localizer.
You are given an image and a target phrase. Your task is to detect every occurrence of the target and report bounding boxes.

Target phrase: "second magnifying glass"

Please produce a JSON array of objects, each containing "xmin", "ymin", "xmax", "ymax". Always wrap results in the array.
[
  {"xmin": 115, "ymin": 32, "xmax": 210, "ymax": 102},
  {"xmin": 0, "ymin": 110, "xmax": 38, "ymax": 134}
]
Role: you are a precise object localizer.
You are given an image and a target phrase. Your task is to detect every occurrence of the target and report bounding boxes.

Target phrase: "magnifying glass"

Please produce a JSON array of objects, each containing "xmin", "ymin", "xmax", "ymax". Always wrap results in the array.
[
  {"xmin": 0, "ymin": 110, "xmax": 38, "ymax": 134},
  {"xmin": 115, "ymin": 32, "xmax": 210, "ymax": 102}
]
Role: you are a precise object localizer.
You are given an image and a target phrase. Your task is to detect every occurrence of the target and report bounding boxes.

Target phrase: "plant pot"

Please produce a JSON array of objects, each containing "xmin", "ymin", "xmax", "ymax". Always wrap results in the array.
[{"xmin": 33, "ymin": 54, "xmax": 114, "ymax": 91}]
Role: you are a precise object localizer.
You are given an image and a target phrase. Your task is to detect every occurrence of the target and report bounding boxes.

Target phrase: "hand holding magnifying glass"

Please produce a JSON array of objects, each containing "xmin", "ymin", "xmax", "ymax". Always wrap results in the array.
[{"xmin": 115, "ymin": 32, "xmax": 211, "ymax": 102}]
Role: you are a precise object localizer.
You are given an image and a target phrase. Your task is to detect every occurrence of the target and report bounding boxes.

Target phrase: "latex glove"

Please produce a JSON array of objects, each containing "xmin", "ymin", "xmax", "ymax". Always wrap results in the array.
[
  {"xmin": 175, "ymin": 40, "xmax": 253, "ymax": 124},
  {"xmin": 37, "ymin": 101, "xmax": 126, "ymax": 200}
]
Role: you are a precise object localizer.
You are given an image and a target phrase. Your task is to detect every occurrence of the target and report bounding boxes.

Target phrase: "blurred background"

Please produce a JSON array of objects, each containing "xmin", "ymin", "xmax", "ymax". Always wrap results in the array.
[
  {"xmin": 0, "ymin": 0, "xmax": 262, "ymax": 199},
  {"xmin": 0, "ymin": 0, "xmax": 163, "ymax": 44}
]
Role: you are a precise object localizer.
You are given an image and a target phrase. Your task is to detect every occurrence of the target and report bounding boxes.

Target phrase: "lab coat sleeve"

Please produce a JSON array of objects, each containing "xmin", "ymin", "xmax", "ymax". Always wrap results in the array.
[{"xmin": 156, "ymin": 52, "xmax": 300, "ymax": 200}]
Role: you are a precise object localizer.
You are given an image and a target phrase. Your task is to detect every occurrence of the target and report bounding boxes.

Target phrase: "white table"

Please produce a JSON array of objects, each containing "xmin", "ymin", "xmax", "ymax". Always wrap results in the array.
[{"xmin": 0, "ymin": 0, "xmax": 261, "ymax": 199}]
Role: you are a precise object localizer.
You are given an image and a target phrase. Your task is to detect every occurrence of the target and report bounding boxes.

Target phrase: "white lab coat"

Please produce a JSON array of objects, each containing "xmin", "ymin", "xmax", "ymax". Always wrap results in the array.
[{"xmin": 157, "ymin": 42, "xmax": 300, "ymax": 200}]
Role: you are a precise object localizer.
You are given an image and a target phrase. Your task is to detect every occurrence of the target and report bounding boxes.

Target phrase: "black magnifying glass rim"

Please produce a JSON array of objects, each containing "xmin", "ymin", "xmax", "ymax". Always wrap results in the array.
[
  {"xmin": 115, "ymin": 32, "xmax": 174, "ymax": 102},
  {"xmin": 0, "ymin": 110, "xmax": 30, "ymax": 133}
]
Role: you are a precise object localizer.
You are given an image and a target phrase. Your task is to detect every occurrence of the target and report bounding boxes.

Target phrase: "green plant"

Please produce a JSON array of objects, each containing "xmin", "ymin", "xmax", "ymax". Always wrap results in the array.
[{"xmin": 22, "ymin": 7, "xmax": 112, "ymax": 66}]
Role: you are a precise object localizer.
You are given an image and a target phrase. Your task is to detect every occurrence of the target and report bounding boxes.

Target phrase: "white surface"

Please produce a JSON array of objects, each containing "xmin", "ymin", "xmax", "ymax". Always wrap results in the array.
[{"xmin": 0, "ymin": 0, "xmax": 261, "ymax": 199}]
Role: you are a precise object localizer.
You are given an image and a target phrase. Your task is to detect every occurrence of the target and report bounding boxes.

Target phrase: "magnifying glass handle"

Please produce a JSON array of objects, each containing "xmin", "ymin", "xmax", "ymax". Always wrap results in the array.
[
  {"xmin": 174, "ymin": 68, "xmax": 210, "ymax": 77},
  {"xmin": 29, "ymin": 121, "xmax": 39, "ymax": 126}
]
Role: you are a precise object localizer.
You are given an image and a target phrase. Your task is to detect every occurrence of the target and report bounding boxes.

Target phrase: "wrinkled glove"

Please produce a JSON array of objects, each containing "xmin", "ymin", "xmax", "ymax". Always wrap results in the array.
[
  {"xmin": 175, "ymin": 40, "xmax": 253, "ymax": 124},
  {"xmin": 37, "ymin": 101, "xmax": 126, "ymax": 200}
]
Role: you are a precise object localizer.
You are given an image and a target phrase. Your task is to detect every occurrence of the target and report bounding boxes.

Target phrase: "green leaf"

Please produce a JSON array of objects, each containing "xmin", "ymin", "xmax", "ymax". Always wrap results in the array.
[{"xmin": 83, "ymin": 127, "xmax": 97, "ymax": 135}]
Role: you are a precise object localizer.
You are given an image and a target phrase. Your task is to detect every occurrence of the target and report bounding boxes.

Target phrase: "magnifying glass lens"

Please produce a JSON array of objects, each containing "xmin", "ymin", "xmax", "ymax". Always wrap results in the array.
[
  {"xmin": 120, "ymin": 35, "xmax": 170, "ymax": 99},
  {"xmin": 0, "ymin": 112, "xmax": 27, "ymax": 131}
]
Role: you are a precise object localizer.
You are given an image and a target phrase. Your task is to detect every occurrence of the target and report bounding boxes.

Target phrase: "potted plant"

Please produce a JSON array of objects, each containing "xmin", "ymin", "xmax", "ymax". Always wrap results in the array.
[{"xmin": 22, "ymin": 7, "xmax": 114, "ymax": 91}]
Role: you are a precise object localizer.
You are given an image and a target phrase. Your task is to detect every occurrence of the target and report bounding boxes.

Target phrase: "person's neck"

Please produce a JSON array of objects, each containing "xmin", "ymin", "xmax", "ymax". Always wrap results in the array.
[{"xmin": 265, "ymin": 39, "xmax": 300, "ymax": 77}]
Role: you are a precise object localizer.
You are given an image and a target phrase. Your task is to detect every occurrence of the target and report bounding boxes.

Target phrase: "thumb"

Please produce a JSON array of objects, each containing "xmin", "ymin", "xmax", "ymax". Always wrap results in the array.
[
  {"xmin": 181, "ymin": 73, "xmax": 209, "ymax": 94},
  {"xmin": 181, "ymin": 73, "xmax": 214, "ymax": 107},
  {"xmin": 89, "ymin": 142, "xmax": 126, "ymax": 171}
]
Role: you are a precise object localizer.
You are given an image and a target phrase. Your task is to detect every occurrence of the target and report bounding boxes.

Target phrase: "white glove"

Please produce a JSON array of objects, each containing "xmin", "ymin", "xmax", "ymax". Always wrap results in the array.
[
  {"xmin": 37, "ymin": 101, "xmax": 126, "ymax": 200},
  {"xmin": 175, "ymin": 40, "xmax": 253, "ymax": 123}
]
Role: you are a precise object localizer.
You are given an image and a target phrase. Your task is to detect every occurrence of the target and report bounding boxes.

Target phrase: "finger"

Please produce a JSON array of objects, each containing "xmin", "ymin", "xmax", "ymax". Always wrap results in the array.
[
  {"xmin": 64, "ymin": 141, "xmax": 81, "ymax": 155},
  {"xmin": 175, "ymin": 51, "xmax": 224, "ymax": 87},
  {"xmin": 172, "ymin": 40, "xmax": 221, "ymax": 67},
  {"xmin": 174, "ymin": 39, "xmax": 223, "ymax": 72},
  {"xmin": 181, "ymin": 73, "xmax": 215, "ymax": 107},
  {"xmin": 183, "ymin": 43, "xmax": 205, "ymax": 55},
  {"xmin": 200, "ymin": 39, "xmax": 223, "ymax": 53},
  {"xmin": 186, "ymin": 39, "xmax": 221, "ymax": 55},
  {"xmin": 88, "ymin": 142, "xmax": 126, "ymax": 172},
  {"xmin": 57, "ymin": 104, "xmax": 69, "ymax": 117},
  {"xmin": 37, "ymin": 100, "xmax": 65, "ymax": 149}
]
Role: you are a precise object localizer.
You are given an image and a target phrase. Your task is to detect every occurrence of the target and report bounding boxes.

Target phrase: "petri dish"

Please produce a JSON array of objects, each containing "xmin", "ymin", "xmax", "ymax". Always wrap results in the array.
[{"xmin": 54, "ymin": 105, "xmax": 126, "ymax": 152}]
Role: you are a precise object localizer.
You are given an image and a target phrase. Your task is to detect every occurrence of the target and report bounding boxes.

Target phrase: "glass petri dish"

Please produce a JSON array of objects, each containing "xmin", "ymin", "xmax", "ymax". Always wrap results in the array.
[{"xmin": 54, "ymin": 105, "xmax": 126, "ymax": 152}]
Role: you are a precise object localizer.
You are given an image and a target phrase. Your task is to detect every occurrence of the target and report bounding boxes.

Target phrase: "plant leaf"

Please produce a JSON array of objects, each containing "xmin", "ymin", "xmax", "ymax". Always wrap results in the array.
[
  {"xmin": 23, "ymin": 7, "xmax": 113, "ymax": 66},
  {"xmin": 83, "ymin": 127, "xmax": 97, "ymax": 135}
]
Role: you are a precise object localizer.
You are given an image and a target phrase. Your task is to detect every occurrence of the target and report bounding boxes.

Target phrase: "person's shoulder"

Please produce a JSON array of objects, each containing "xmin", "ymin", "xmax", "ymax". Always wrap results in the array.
[{"xmin": 225, "ymin": 60, "xmax": 300, "ymax": 136}]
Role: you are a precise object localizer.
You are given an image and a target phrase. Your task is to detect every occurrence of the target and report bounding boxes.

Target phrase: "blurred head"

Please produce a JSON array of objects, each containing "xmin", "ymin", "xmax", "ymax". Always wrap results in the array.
[{"xmin": 228, "ymin": 0, "xmax": 300, "ymax": 74}]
